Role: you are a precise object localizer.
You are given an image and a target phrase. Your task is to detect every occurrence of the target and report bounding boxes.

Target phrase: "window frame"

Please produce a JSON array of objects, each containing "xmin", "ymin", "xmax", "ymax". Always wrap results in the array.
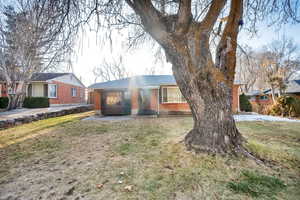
[
  {"xmin": 48, "ymin": 84, "xmax": 57, "ymax": 98},
  {"xmin": 259, "ymin": 95, "xmax": 268, "ymax": 100},
  {"xmin": 161, "ymin": 86, "xmax": 186, "ymax": 104},
  {"xmin": 71, "ymin": 88, "xmax": 77, "ymax": 97},
  {"xmin": 105, "ymin": 91, "xmax": 123, "ymax": 105}
]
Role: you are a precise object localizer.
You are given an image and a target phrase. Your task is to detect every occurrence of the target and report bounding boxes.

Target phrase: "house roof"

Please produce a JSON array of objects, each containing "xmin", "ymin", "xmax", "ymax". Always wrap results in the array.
[
  {"xmin": 89, "ymin": 75, "xmax": 242, "ymax": 90},
  {"xmin": 0, "ymin": 73, "xmax": 70, "ymax": 82},
  {"xmin": 245, "ymin": 90, "xmax": 262, "ymax": 96},
  {"xmin": 89, "ymin": 75, "xmax": 176, "ymax": 89},
  {"xmin": 285, "ymin": 80, "xmax": 300, "ymax": 93},
  {"xmin": 30, "ymin": 73, "xmax": 70, "ymax": 81},
  {"xmin": 264, "ymin": 79, "xmax": 300, "ymax": 94}
]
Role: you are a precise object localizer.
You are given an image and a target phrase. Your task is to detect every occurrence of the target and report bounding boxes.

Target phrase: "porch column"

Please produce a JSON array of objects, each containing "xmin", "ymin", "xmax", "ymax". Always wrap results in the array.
[
  {"xmin": 94, "ymin": 90, "xmax": 102, "ymax": 115},
  {"xmin": 131, "ymin": 89, "xmax": 139, "ymax": 115}
]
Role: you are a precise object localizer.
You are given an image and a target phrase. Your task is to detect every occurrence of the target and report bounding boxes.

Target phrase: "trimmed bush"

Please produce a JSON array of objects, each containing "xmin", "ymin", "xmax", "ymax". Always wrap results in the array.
[
  {"xmin": 239, "ymin": 93, "xmax": 252, "ymax": 112},
  {"xmin": 23, "ymin": 97, "xmax": 49, "ymax": 108},
  {"xmin": 267, "ymin": 95, "xmax": 300, "ymax": 117},
  {"xmin": 0, "ymin": 97, "xmax": 9, "ymax": 109}
]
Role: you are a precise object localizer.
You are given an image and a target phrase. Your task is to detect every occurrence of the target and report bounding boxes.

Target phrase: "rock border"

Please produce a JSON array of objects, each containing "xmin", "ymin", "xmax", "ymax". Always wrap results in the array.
[{"xmin": 0, "ymin": 105, "xmax": 93, "ymax": 129}]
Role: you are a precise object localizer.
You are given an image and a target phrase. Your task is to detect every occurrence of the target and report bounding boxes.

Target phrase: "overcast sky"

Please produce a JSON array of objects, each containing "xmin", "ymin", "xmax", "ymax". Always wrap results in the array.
[{"xmin": 71, "ymin": 22, "xmax": 300, "ymax": 87}]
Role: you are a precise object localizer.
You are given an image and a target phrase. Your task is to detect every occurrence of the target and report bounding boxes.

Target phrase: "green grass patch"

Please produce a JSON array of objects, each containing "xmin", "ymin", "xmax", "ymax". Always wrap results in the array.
[
  {"xmin": 59, "ymin": 121, "xmax": 110, "ymax": 136},
  {"xmin": 246, "ymin": 140, "xmax": 300, "ymax": 168},
  {"xmin": 31, "ymin": 138, "xmax": 63, "ymax": 153},
  {"xmin": 8, "ymin": 149, "xmax": 33, "ymax": 161},
  {"xmin": 228, "ymin": 170, "xmax": 286, "ymax": 199},
  {"xmin": 115, "ymin": 142, "xmax": 139, "ymax": 156}
]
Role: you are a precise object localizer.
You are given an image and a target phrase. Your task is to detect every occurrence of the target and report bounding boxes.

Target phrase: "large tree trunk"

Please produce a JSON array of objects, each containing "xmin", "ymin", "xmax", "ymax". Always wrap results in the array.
[
  {"xmin": 167, "ymin": 48, "xmax": 243, "ymax": 154},
  {"xmin": 184, "ymin": 82, "xmax": 242, "ymax": 154},
  {"xmin": 126, "ymin": 0, "xmax": 245, "ymax": 155}
]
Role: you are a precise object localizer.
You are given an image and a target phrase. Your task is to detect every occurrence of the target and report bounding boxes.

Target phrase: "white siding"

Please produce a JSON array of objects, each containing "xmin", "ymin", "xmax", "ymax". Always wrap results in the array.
[{"xmin": 50, "ymin": 74, "xmax": 84, "ymax": 87}]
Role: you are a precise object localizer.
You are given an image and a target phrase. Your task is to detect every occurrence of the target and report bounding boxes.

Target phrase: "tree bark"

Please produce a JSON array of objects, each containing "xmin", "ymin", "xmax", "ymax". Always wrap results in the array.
[
  {"xmin": 7, "ymin": 82, "xmax": 26, "ymax": 110},
  {"xmin": 165, "ymin": 42, "xmax": 243, "ymax": 154},
  {"xmin": 270, "ymin": 85, "xmax": 276, "ymax": 104}
]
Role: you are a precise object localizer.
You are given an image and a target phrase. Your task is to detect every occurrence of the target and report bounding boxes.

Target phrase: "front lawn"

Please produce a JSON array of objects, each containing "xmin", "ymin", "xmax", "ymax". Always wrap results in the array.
[{"xmin": 0, "ymin": 113, "xmax": 299, "ymax": 199}]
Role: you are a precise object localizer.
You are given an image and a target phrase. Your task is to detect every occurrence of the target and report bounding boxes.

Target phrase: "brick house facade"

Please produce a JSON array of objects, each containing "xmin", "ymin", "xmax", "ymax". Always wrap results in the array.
[
  {"xmin": 89, "ymin": 75, "xmax": 241, "ymax": 116},
  {"xmin": 0, "ymin": 73, "xmax": 85, "ymax": 106},
  {"xmin": 246, "ymin": 79, "xmax": 300, "ymax": 112}
]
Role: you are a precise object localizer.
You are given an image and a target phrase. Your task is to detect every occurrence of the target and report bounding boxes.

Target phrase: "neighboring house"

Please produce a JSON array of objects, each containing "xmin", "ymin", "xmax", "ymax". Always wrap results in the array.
[
  {"xmin": 246, "ymin": 90, "xmax": 272, "ymax": 106},
  {"xmin": 0, "ymin": 73, "xmax": 86, "ymax": 105},
  {"xmin": 88, "ymin": 75, "xmax": 242, "ymax": 116},
  {"xmin": 246, "ymin": 79, "xmax": 300, "ymax": 106}
]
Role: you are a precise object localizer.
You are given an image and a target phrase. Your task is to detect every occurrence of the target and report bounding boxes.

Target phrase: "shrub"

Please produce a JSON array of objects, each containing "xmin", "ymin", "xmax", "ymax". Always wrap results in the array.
[
  {"xmin": 23, "ymin": 97, "xmax": 49, "ymax": 108},
  {"xmin": 267, "ymin": 95, "xmax": 300, "ymax": 117},
  {"xmin": 239, "ymin": 93, "xmax": 252, "ymax": 112},
  {"xmin": 0, "ymin": 97, "xmax": 9, "ymax": 109}
]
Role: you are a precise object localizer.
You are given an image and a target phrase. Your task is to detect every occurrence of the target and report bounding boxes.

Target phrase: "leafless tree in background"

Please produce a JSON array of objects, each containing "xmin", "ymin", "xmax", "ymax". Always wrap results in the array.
[
  {"xmin": 259, "ymin": 36, "xmax": 300, "ymax": 102},
  {"xmin": 1, "ymin": 0, "xmax": 299, "ymax": 156},
  {"xmin": 92, "ymin": 55, "xmax": 130, "ymax": 82},
  {"xmin": 236, "ymin": 46, "xmax": 261, "ymax": 93},
  {"xmin": 0, "ymin": 0, "xmax": 77, "ymax": 110}
]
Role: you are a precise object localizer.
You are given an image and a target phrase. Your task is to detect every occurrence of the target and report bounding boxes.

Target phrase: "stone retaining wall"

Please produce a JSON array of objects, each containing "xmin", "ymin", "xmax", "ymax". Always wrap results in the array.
[{"xmin": 0, "ymin": 105, "xmax": 93, "ymax": 129}]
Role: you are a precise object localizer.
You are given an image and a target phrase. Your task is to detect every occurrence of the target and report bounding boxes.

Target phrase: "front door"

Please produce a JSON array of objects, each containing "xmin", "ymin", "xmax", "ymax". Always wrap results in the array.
[
  {"xmin": 138, "ymin": 89, "xmax": 156, "ymax": 115},
  {"xmin": 102, "ymin": 91, "xmax": 125, "ymax": 115}
]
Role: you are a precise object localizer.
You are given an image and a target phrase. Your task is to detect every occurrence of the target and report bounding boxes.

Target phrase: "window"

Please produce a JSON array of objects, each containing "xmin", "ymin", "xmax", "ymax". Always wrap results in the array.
[
  {"xmin": 259, "ymin": 95, "xmax": 268, "ymax": 100},
  {"xmin": 162, "ymin": 87, "xmax": 186, "ymax": 103},
  {"xmin": 106, "ymin": 92, "xmax": 122, "ymax": 105},
  {"xmin": 48, "ymin": 84, "xmax": 57, "ymax": 98},
  {"xmin": 71, "ymin": 88, "xmax": 77, "ymax": 97}
]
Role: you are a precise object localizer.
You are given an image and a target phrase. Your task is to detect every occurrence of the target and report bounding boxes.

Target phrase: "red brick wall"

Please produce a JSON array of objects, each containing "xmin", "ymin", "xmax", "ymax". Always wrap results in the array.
[
  {"xmin": 150, "ymin": 89, "xmax": 158, "ymax": 110},
  {"xmin": 93, "ymin": 90, "xmax": 101, "ymax": 110},
  {"xmin": 158, "ymin": 85, "xmax": 239, "ymax": 114},
  {"xmin": 0, "ymin": 83, "xmax": 7, "ymax": 97},
  {"xmin": 249, "ymin": 95, "xmax": 273, "ymax": 106},
  {"xmin": 160, "ymin": 103, "xmax": 190, "ymax": 111},
  {"xmin": 294, "ymin": 94, "xmax": 300, "ymax": 99},
  {"xmin": 49, "ymin": 81, "xmax": 85, "ymax": 105},
  {"xmin": 131, "ymin": 89, "xmax": 139, "ymax": 114},
  {"xmin": 232, "ymin": 85, "xmax": 239, "ymax": 113}
]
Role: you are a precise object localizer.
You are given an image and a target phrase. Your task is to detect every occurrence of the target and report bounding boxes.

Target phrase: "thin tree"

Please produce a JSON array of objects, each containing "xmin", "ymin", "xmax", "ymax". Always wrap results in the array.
[
  {"xmin": 236, "ymin": 46, "xmax": 262, "ymax": 93},
  {"xmin": 260, "ymin": 36, "xmax": 299, "ymax": 102},
  {"xmin": 0, "ymin": 1, "xmax": 76, "ymax": 110},
  {"xmin": 93, "ymin": 55, "xmax": 130, "ymax": 82}
]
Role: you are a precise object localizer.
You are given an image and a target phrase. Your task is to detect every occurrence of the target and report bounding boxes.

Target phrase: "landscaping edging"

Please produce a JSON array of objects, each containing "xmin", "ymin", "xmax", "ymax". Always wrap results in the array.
[{"xmin": 0, "ymin": 105, "xmax": 93, "ymax": 129}]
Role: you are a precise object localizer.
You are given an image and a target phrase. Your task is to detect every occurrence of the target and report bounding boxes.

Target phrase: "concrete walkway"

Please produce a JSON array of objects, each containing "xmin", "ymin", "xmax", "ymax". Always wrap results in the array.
[
  {"xmin": 0, "ymin": 104, "xmax": 92, "ymax": 121},
  {"xmin": 234, "ymin": 114, "xmax": 300, "ymax": 122},
  {"xmin": 82, "ymin": 115, "xmax": 133, "ymax": 122},
  {"xmin": 82, "ymin": 113, "xmax": 300, "ymax": 123}
]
